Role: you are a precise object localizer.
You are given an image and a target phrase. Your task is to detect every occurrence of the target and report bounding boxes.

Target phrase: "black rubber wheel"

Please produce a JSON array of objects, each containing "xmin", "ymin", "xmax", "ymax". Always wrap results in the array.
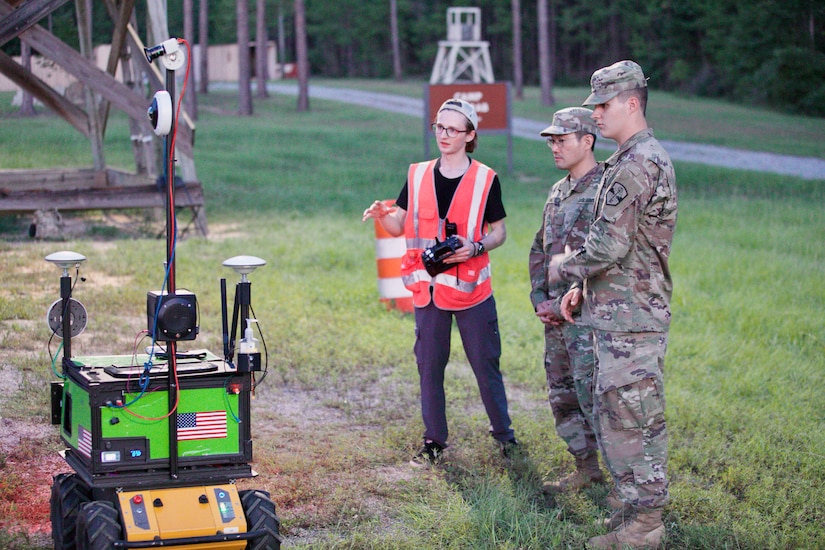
[
  {"xmin": 240, "ymin": 489, "xmax": 282, "ymax": 550},
  {"xmin": 75, "ymin": 501, "xmax": 121, "ymax": 550},
  {"xmin": 50, "ymin": 473, "xmax": 91, "ymax": 550}
]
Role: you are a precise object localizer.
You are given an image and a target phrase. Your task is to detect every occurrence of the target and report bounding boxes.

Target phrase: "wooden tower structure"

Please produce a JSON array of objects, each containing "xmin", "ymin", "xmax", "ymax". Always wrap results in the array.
[
  {"xmin": 0, "ymin": 0, "xmax": 207, "ymax": 236},
  {"xmin": 429, "ymin": 7, "xmax": 494, "ymax": 85}
]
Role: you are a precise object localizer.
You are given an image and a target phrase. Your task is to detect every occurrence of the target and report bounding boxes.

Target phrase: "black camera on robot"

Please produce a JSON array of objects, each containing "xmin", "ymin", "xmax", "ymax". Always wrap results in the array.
[{"xmin": 422, "ymin": 221, "xmax": 462, "ymax": 276}]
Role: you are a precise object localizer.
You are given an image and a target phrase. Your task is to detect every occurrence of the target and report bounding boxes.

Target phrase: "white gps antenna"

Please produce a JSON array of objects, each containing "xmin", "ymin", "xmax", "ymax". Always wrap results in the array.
[
  {"xmin": 222, "ymin": 255, "xmax": 266, "ymax": 282},
  {"xmin": 45, "ymin": 250, "xmax": 86, "ymax": 276}
]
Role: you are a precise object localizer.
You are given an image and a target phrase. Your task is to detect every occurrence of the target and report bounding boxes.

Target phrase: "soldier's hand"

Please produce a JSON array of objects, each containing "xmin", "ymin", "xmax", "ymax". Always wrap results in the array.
[
  {"xmin": 560, "ymin": 288, "xmax": 582, "ymax": 324},
  {"xmin": 536, "ymin": 301, "xmax": 563, "ymax": 326}
]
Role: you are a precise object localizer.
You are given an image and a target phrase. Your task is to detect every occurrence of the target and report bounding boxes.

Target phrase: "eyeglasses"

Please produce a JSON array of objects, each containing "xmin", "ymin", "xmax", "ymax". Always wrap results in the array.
[
  {"xmin": 546, "ymin": 137, "xmax": 574, "ymax": 148},
  {"xmin": 432, "ymin": 123, "xmax": 469, "ymax": 138}
]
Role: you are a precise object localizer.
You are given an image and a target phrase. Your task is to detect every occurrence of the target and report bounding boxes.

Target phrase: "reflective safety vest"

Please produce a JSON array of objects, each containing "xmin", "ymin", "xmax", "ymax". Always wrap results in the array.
[{"xmin": 400, "ymin": 158, "xmax": 495, "ymax": 311}]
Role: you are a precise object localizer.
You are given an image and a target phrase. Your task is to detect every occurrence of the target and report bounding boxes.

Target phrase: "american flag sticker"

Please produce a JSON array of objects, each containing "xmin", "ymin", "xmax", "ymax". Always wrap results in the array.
[
  {"xmin": 177, "ymin": 411, "xmax": 227, "ymax": 441},
  {"xmin": 78, "ymin": 425, "xmax": 92, "ymax": 458}
]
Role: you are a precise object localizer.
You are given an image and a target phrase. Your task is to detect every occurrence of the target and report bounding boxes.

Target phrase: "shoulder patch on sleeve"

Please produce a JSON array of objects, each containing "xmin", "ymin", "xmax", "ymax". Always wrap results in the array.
[{"xmin": 604, "ymin": 182, "xmax": 628, "ymax": 206}]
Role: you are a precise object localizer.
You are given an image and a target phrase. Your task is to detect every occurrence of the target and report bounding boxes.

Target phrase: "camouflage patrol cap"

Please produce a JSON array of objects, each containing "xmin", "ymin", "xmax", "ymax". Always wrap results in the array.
[
  {"xmin": 583, "ymin": 60, "xmax": 647, "ymax": 106},
  {"xmin": 540, "ymin": 107, "xmax": 599, "ymax": 136}
]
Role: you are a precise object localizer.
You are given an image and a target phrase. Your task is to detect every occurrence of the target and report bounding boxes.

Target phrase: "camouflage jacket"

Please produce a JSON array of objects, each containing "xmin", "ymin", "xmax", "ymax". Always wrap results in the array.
[
  {"xmin": 559, "ymin": 129, "xmax": 677, "ymax": 332},
  {"xmin": 529, "ymin": 163, "xmax": 603, "ymax": 311}
]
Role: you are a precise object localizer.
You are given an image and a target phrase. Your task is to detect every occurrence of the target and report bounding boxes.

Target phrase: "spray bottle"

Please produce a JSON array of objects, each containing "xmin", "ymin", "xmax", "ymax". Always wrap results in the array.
[{"xmin": 238, "ymin": 318, "xmax": 261, "ymax": 372}]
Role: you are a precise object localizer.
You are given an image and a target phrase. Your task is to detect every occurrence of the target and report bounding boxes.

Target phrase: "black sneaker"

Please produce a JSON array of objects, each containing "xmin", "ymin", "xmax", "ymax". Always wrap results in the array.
[
  {"xmin": 409, "ymin": 440, "xmax": 443, "ymax": 467},
  {"xmin": 499, "ymin": 438, "xmax": 521, "ymax": 459}
]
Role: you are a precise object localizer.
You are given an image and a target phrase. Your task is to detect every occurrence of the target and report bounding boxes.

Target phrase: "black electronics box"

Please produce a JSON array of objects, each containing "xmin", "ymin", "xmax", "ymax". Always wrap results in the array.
[{"xmin": 147, "ymin": 290, "xmax": 199, "ymax": 341}]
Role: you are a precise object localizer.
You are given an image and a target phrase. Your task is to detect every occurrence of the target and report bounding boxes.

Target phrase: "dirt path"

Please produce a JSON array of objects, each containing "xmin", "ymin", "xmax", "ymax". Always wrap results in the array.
[{"xmin": 264, "ymin": 83, "xmax": 825, "ymax": 180}]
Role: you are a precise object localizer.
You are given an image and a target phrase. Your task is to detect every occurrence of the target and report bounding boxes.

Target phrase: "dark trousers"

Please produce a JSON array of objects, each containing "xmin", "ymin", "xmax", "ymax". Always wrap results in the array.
[{"xmin": 413, "ymin": 295, "xmax": 514, "ymax": 447}]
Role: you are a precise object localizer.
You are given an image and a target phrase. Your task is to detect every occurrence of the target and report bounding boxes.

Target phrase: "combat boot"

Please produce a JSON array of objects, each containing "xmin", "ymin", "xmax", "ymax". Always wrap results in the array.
[
  {"xmin": 599, "ymin": 502, "xmax": 634, "ymax": 530},
  {"xmin": 605, "ymin": 486, "xmax": 623, "ymax": 510},
  {"xmin": 542, "ymin": 453, "xmax": 604, "ymax": 493},
  {"xmin": 587, "ymin": 508, "xmax": 664, "ymax": 550}
]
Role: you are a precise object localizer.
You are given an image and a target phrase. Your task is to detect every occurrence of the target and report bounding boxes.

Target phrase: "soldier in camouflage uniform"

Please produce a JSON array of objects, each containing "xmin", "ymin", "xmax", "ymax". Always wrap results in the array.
[
  {"xmin": 547, "ymin": 60, "xmax": 677, "ymax": 550},
  {"xmin": 528, "ymin": 108, "xmax": 606, "ymax": 494}
]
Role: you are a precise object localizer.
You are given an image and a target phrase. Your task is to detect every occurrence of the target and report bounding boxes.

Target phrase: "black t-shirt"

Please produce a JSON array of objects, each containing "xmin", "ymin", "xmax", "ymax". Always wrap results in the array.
[{"xmin": 395, "ymin": 159, "xmax": 506, "ymax": 223}]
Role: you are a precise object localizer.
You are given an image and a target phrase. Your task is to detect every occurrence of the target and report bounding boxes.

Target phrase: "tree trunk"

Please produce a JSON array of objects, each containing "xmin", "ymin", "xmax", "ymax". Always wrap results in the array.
[
  {"xmin": 256, "ymin": 0, "xmax": 269, "ymax": 98},
  {"xmin": 511, "ymin": 0, "xmax": 523, "ymax": 99},
  {"xmin": 277, "ymin": 0, "xmax": 286, "ymax": 66},
  {"xmin": 390, "ymin": 0, "xmax": 402, "ymax": 81},
  {"xmin": 608, "ymin": 0, "xmax": 621, "ymax": 63},
  {"xmin": 198, "ymin": 0, "xmax": 209, "ymax": 94},
  {"xmin": 183, "ymin": 0, "xmax": 197, "ymax": 119},
  {"xmin": 294, "ymin": 0, "xmax": 309, "ymax": 111},
  {"xmin": 549, "ymin": 0, "xmax": 557, "ymax": 83},
  {"xmin": 810, "ymin": 7, "xmax": 816, "ymax": 47},
  {"xmin": 237, "ymin": 0, "xmax": 253, "ymax": 115},
  {"xmin": 537, "ymin": 0, "xmax": 555, "ymax": 106}
]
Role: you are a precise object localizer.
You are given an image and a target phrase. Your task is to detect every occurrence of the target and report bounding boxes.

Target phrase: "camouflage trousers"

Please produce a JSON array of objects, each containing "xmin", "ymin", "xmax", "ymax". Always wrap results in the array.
[
  {"xmin": 544, "ymin": 321, "xmax": 598, "ymax": 459},
  {"xmin": 592, "ymin": 329, "xmax": 669, "ymax": 509}
]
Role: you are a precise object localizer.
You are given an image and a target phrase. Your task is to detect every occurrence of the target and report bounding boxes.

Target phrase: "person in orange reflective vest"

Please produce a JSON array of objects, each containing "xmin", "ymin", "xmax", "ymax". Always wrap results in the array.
[{"xmin": 363, "ymin": 99, "xmax": 518, "ymax": 467}]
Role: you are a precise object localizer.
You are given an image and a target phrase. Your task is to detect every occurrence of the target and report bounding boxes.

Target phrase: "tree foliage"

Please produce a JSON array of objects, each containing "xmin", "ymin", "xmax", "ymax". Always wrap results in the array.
[{"xmin": 2, "ymin": 0, "xmax": 823, "ymax": 115}]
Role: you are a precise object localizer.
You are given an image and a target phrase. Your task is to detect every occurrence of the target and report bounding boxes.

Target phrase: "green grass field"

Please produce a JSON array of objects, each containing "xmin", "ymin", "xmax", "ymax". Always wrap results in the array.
[{"xmin": 0, "ymin": 83, "xmax": 823, "ymax": 549}]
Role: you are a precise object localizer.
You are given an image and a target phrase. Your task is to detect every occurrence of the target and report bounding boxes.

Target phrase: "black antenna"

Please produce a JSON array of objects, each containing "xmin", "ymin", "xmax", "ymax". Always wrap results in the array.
[{"xmin": 221, "ymin": 278, "xmax": 232, "ymax": 364}]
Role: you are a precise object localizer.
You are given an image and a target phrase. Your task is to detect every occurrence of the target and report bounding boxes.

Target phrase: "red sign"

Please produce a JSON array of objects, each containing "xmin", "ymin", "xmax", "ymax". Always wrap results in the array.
[{"xmin": 427, "ymin": 83, "xmax": 510, "ymax": 131}]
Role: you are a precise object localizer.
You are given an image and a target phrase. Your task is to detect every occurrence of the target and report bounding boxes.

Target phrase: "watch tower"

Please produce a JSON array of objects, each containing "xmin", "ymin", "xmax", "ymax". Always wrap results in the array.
[{"xmin": 429, "ymin": 7, "xmax": 494, "ymax": 85}]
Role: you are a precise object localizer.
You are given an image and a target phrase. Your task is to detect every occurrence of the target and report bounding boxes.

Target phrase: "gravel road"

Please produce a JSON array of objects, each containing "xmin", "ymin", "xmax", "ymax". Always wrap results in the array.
[{"xmin": 264, "ymin": 83, "xmax": 825, "ymax": 181}]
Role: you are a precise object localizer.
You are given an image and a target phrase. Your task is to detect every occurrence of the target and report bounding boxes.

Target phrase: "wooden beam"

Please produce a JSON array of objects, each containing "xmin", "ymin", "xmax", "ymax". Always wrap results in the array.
[
  {"xmin": 99, "ymin": 0, "xmax": 136, "ymax": 132},
  {"xmin": 0, "ymin": 0, "xmax": 70, "ymax": 47},
  {"xmin": 104, "ymin": 0, "xmax": 136, "ymax": 77},
  {"xmin": 0, "ymin": 167, "xmax": 208, "ymax": 236},
  {"xmin": 0, "ymin": 175, "xmax": 204, "ymax": 213},
  {"xmin": 0, "ymin": 184, "xmax": 204, "ymax": 213},
  {"xmin": 0, "ymin": 167, "xmax": 155, "ymax": 192},
  {"xmin": 0, "ymin": 49, "xmax": 89, "ymax": 135}
]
